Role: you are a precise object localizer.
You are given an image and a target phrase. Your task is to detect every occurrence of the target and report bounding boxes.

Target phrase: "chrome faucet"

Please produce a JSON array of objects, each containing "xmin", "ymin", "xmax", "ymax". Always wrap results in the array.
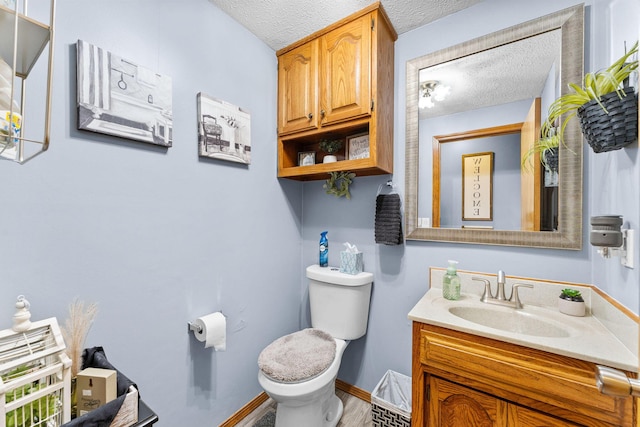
[{"xmin": 473, "ymin": 271, "xmax": 533, "ymax": 309}]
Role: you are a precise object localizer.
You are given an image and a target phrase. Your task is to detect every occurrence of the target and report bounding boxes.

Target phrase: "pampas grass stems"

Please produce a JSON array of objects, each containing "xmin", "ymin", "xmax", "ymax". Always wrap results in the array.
[{"xmin": 61, "ymin": 298, "xmax": 98, "ymax": 377}]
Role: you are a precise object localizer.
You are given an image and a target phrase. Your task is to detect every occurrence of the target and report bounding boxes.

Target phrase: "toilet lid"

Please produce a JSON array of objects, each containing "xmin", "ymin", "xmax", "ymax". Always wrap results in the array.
[{"xmin": 258, "ymin": 328, "xmax": 336, "ymax": 383}]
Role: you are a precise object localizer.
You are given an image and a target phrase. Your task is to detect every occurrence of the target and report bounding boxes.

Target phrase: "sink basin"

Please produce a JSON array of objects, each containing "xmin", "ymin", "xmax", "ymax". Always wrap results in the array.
[{"xmin": 448, "ymin": 306, "xmax": 571, "ymax": 338}]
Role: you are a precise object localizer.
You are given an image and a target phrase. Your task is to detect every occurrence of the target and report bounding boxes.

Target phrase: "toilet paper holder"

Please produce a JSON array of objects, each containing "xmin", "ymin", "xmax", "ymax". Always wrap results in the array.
[
  {"xmin": 188, "ymin": 312, "xmax": 227, "ymax": 351},
  {"xmin": 187, "ymin": 311, "xmax": 224, "ymax": 334},
  {"xmin": 187, "ymin": 321, "xmax": 202, "ymax": 333}
]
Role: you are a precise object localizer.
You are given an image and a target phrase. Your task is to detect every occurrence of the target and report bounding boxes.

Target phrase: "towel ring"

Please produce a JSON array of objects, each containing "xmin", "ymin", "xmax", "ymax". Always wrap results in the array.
[{"xmin": 377, "ymin": 180, "xmax": 397, "ymax": 196}]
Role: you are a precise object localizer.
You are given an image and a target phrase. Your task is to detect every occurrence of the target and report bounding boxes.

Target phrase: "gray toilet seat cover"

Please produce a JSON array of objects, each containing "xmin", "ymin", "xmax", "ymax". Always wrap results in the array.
[{"xmin": 258, "ymin": 328, "xmax": 336, "ymax": 383}]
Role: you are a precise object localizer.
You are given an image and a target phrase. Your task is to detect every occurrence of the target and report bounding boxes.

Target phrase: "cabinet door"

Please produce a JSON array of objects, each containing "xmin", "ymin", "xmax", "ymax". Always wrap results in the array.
[
  {"xmin": 277, "ymin": 40, "xmax": 319, "ymax": 135},
  {"xmin": 430, "ymin": 377, "xmax": 508, "ymax": 427},
  {"xmin": 319, "ymin": 13, "xmax": 371, "ymax": 125},
  {"xmin": 507, "ymin": 405, "xmax": 580, "ymax": 427}
]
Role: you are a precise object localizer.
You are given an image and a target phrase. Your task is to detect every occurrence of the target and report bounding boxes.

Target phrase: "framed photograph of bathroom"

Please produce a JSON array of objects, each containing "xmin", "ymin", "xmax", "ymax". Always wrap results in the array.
[
  {"xmin": 197, "ymin": 92, "xmax": 251, "ymax": 164},
  {"xmin": 298, "ymin": 151, "xmax": 315, "ymax": 166},
  {"xmin": 346, "ymin": 132, "xmax": 370, "ymax": 160},
  {"xmin": 462, "ymin": 152, "xmax": 493, "ymax": 221},
  {"xmin": 76, "ymin": 40, "xmax": 173, "ymax": 147}
]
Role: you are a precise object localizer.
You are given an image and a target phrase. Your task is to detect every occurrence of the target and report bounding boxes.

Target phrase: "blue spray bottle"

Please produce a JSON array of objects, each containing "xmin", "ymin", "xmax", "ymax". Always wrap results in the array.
[{"xmin": 319, "ymin": 231, "xmax": 329, "ymax": 267}]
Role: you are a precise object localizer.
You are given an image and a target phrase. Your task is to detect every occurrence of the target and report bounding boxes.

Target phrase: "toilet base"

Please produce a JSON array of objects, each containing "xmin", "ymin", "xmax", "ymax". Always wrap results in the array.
[{"xmin": 273, "ymin": 378, "xmax": 343, "ymax": 427}]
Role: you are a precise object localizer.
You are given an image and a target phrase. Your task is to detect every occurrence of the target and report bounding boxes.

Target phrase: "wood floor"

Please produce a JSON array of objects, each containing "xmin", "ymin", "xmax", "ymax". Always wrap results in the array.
[{"xmin": 233, "ymin": 388, "xmax": 373, "ymax": 427}]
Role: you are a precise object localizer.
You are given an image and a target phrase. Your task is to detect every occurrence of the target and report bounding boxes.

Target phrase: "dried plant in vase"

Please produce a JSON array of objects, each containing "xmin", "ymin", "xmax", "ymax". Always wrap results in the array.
[{"xmin": 61, "ymin": 298, "xmax": 99, "ymax": 377}]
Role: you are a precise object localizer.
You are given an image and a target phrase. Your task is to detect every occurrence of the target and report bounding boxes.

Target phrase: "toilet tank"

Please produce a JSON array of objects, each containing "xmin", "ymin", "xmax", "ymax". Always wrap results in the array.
[{"xmin": 306, "ymin": 264, "xmax": 374, "ymax": 340}]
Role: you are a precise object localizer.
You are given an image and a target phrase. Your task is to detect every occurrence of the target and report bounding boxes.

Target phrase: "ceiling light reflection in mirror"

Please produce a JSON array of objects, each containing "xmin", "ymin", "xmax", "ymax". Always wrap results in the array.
[{"xmin": 418, "ymin": 30, "xmax": 561, "ymax": 120}]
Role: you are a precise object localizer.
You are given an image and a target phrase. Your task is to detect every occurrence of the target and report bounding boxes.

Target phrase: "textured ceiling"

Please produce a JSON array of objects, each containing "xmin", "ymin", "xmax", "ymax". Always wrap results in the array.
[
  {"xmin": 207, "ymin": 0, "xmax": 482, "ymax": 51},
  {"xmin": 208, "ymin": 0, "xmax": 558, "ymax": 120},
  {"xmin": 419, "ymin": 29, "xmax": 562, "ymax": 119}
]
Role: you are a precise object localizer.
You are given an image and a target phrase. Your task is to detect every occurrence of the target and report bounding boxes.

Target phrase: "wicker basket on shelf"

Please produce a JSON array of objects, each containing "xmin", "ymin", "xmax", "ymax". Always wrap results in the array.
[{"xmin": 576, "ymin": 86, "xmax": 638, "ymax": 153}]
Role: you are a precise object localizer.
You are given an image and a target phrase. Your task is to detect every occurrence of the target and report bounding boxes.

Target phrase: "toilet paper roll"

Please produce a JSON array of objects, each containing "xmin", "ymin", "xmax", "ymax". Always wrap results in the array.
[{"xmin": 193, "ymin": 312, "xmax": 226, "ymax": 351}]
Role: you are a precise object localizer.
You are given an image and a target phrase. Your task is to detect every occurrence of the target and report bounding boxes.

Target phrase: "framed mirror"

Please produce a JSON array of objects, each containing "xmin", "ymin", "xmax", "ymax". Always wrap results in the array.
[{"xmin": 405, "ymin": 5, "xmax": 584, "ymax": 249}]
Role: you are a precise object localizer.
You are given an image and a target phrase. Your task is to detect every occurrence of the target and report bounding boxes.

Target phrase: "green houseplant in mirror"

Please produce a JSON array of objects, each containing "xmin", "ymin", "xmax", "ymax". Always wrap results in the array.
[
  {"xmin": 522, "ymin": 132, "xmax": 560, "ymax": 172},
  {"xmin": 542, "ymin": 40, "xmax": 638, "ymax": 153}
]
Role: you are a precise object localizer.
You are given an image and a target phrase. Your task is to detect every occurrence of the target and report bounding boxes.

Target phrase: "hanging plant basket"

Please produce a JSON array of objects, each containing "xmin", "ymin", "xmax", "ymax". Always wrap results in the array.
[
  {"xmin": 543, "ymin": 148, "xmax": 558, "ymax": 172},
  {"xmin": 576, "ymin": 86, "xmax": 638, "ymax": 153}
]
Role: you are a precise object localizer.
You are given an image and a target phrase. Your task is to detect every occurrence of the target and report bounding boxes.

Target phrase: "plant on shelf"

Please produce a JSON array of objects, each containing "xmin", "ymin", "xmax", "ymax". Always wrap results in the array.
[
  {"xmin": 319, "ymin": 138, "xmax": 342, "ymax": 155},
  {"xmin": 319, "ymin": 138, "xmax": 343, "ymax": 163},
  {"xmin": 541, "ymin": 40, "xmax": 638, "ymax": 153},
  {"xmin": 324, "ymin": 171, "xmax": 356, "ymax": 199}
]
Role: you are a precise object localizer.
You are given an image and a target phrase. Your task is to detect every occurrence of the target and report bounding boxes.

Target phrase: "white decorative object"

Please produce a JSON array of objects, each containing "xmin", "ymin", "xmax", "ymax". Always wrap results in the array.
[
  {"xmin": 0, "ymin": 317, "xmax": 72, "ymax": 426},
  {"xmin": 558, "ymin": 297, "xmax": 586, "ymax": 316},
  {"xmin": 323, "ymin": 155, "xmax": 337, "ymax": 163},
  {"xmin": 11, "ymin": 295, "xmax": 31, "ymax": 332}
]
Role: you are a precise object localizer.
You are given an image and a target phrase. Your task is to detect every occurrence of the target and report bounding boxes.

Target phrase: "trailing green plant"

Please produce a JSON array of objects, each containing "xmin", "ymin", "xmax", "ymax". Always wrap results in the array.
[
  {"xmin": 559, "ymin": 288, "xmax": 583, "ymax": 302},
  {"xmin": 542, "ymin": 40, "xmax": 638, "ymax": 144},
  {"xmin": 522, "ymin": 133, "xmax": 559, "ymax": 172},
  {"xmin": 319, "ymin": 138, "xmax": 343, "ymax": 154},
  {"xmin": 323, "ymin": 171, "xmax": 355, "ymax": 199}
]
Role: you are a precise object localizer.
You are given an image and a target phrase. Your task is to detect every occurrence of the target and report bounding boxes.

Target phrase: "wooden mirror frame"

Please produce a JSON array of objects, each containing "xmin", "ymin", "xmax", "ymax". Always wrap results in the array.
[{"xmin": 405, "ymin": 4, "xmax": 584, "ymax": 249}]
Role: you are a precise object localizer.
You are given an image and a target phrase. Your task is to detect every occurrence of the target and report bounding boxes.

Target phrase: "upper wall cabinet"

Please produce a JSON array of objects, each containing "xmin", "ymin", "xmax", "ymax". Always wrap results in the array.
[
  {"xmin": 0, "ymin": 0, "xmax": 56, "ymax": 164},
  {"xmin": 277, "ymin": 2, "xmax": 396, "ymax": 181}
]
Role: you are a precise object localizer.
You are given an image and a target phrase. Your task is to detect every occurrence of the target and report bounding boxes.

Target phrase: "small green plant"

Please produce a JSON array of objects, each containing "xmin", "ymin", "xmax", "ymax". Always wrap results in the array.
[
  {"xmin": 560, "ymin": 288, "xmax": 584, "ymax": 302},
  {"xmin": 522, "ymin": 133, "xmax": 560, "ymax": 172},
  {"xmin": 319, "ymin": 138, "xmax": 343, "ymax": 154},
  {"xmin": 323, "ymin": 171, "xmax": 355, "ymax": 199},
  {"xmin": 542, "ymin": 40, "xmax": 638, "ymax": 144}
]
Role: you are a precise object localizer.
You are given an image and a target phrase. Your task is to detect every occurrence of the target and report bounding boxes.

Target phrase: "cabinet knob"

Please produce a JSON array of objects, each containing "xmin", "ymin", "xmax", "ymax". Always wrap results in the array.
[
  {"xmin": 320, "ymin": 109, "xmax": 326, "ymax": 117},
  {"xmin": 307, "ymin": 113, "xmax": 313, "ymax": 120}
]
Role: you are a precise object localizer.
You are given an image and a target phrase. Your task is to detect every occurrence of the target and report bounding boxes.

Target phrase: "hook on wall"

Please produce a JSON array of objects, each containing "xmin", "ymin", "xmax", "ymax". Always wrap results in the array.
[{"xmin": 377, "ymin": 179, "xmax": 396, "ymax": 196}]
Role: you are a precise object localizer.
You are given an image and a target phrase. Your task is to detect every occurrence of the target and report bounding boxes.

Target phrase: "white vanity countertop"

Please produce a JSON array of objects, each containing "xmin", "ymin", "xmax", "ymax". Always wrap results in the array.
[{"xmin": 409, "ymin": 287, "xmax": 638, "ymax": 372}]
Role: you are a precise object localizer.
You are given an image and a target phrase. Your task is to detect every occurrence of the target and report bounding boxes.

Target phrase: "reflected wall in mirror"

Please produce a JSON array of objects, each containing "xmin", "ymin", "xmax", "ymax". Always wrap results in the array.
[{"xmin": 405, "ymin": 4, "xmax": 584, "ymax": 249}]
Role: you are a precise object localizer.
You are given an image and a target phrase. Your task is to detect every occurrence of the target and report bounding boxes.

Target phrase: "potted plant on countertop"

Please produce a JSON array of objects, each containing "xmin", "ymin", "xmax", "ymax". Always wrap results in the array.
[
  {"xmin": 558, "ymin": 288, "xmax": 586, "ymax": 317},
  {"xmin": 541, "ymin": 40, "xmax": 638, "ymax": 153},
  {"xmin": 319, "ymin": 138, "xmax": 343, "ymax": 163}
]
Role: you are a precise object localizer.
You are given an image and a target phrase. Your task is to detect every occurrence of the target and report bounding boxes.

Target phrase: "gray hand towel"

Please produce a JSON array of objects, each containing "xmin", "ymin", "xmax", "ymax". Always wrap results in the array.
[{"xmin": 375, "ymin": 193, "xmax": 403, "ymax": 245}]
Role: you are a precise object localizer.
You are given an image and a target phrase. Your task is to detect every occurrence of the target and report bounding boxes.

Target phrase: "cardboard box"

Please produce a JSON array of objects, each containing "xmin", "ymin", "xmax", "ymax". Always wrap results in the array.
[{"xmin": 76, "ymin": 367, "xmax": 117, "ymax": 416}]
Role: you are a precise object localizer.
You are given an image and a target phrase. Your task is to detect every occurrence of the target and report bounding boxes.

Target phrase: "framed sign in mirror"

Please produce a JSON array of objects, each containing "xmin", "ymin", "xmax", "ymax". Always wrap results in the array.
[{"xmin": 462, "ymin": 152, "xmax": 493, "ymax": 221}]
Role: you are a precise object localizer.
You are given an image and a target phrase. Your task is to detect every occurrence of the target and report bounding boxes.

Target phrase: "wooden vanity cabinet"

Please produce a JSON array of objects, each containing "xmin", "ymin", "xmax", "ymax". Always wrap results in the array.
[
  {"xmin": 413, "ymin": 322, "xmax": 636, "ymax": 427},
  {"xmin": 276, "ymin": 2, "xmax": 396, "ymax": 180}
]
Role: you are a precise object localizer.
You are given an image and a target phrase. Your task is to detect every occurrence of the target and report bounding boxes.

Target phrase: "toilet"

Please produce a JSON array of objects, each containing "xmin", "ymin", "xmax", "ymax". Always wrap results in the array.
[{"xmin": 257, "ymin": 264, "xmax": 374, "ymax": 427}]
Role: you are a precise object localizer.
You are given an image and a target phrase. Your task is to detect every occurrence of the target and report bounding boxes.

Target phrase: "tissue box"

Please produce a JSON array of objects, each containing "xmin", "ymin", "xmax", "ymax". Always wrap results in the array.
[
  {"xmin": 340, "ymin": 251, "xmax": 363, "ymax": 275},
  {"xmin": 76, "ymin": 367, "xmax": 117, "ymax": 416}
]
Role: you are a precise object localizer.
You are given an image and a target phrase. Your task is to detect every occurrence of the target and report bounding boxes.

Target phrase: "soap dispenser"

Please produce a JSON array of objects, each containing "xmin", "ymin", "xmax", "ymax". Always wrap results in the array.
[{"xmin": 443, "ymin": 260, "xmax": 461, "ymax": 300}]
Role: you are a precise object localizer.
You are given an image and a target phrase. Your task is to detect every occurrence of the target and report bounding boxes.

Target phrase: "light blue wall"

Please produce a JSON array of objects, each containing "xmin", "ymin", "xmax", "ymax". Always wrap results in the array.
[
  {"xmin": 302, "ymin": 0, "xmax": 640, "ymax": 394},
  {"xmin": 589, "ymin": 0, "xmax": 640, "ymax": 322},
  {"xmin": 0, "ymin": 0, "xmax": 637, "ymax": 425},
  {"xmin": 0, "ymin": 0, "xmax": 303, "ymax": 425}
]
